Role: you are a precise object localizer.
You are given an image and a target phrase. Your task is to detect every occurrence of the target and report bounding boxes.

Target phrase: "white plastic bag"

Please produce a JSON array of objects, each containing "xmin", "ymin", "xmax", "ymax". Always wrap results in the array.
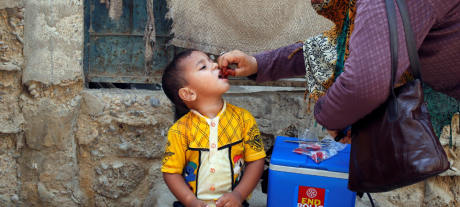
[
  {"xmin": 293, "ymin": 133, "xmax": 348, "ymax": 163},
  {"xmin": 298, "ymin": 128, "xmax": 319, "ymax": 142}
]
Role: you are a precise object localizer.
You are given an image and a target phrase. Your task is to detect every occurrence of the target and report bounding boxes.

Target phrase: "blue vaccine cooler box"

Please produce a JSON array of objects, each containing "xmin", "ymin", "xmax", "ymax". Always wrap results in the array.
[{"xmin": 268, "ymin": 136, "xmax": 356, "ymax": 207}]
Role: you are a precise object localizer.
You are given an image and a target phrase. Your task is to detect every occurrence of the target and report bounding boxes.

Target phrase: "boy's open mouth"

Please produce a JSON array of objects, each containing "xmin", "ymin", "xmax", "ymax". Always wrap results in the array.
[{"xmin": 218, "ymin": 70, "xmax": 227, "ymax": 79}]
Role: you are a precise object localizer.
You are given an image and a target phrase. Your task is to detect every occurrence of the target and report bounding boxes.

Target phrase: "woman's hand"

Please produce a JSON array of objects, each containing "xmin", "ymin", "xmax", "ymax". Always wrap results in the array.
[
  {"xmin": 217, "ymin": 50, "xmax": 258, "ymax": 77},
  {"xmin": 327, "ymin": 129, "xmax": 352, "ymax": 144}
]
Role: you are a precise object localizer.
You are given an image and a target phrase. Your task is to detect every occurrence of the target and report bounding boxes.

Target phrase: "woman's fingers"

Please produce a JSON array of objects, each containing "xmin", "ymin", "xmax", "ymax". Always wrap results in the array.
[
  {"xmin": 235, "ymin": 55, "xmax": 257, "ymax": 77},
  {"xmin": 218, "ymin": 50, "xmax": 241, "ymax": 68},
  {"xmin": 217, "ymin": 50, "xmax": 258, "ymax": 77}
]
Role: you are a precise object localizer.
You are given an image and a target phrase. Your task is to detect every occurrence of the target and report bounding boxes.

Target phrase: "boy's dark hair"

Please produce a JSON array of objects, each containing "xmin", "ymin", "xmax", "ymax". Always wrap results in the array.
[{"xmin": 162, "ymin": 49, "xmax": 199, "ymax": 110}]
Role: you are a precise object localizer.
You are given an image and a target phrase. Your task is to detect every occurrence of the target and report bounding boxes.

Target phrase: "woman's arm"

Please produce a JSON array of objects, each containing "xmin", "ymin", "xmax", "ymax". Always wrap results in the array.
[
  {"xmin": 251, "ymin": 42, "xmax": 306, "ymax": 82},
  {"xmin": 217, "ymin": 42, "xmax": 306, "ymax": 82}
]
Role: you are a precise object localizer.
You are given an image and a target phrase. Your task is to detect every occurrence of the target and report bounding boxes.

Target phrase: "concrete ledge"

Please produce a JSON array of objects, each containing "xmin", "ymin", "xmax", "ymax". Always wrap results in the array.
[
  {"xmin": 0, "ymin": 64, "xmax": 21, "ymax": 71},
  {"xmin": 227, "ymin": 85, "xmax": 306, "ymax": 93},
  {"xmin": 0, "ymin": 0, "xmax": 23, "ymax": 9}
]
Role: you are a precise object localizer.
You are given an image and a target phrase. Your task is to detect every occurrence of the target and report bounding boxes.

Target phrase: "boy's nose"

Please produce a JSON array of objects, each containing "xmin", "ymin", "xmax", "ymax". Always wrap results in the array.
[{"xmin": 212, "ymin": 63, "xmax": 219, "ymax": 70}]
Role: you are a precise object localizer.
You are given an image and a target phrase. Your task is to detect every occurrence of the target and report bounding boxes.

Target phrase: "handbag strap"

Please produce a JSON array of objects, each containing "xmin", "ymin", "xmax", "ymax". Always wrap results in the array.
[
  {"xmin": 395, "ymin": 0, "xmax": 423, "ymax": 81},
  {"xmin": 384, "ymin": 0, "xmax": 423, "ymax": 121}
]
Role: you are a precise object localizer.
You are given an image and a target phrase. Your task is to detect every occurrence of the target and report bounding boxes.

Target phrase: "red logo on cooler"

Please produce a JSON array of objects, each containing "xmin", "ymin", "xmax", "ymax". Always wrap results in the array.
[
  {"xmin": 297, "ymin": 186, "xmax": 325, "ymax": 207},
  {"xmin": 306, "ymin": 188, "xmax": 317, "ymax": 198}
]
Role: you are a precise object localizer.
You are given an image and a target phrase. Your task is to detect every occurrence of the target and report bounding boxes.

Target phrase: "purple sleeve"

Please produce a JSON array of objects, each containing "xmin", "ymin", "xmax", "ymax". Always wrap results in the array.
[
  {"xmin": 249, "ymin": 42, "xmax": 306, "ymax": 82},
  {"xmin": 313, "ymin": 0, "xmax": 439, "ymax": 130}
]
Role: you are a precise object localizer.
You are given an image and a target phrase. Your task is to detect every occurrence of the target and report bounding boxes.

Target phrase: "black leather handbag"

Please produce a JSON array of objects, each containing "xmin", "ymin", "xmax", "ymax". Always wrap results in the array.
[{"xmin": 348, "ymin": 0, "xmax": 450, "ymax": 192}]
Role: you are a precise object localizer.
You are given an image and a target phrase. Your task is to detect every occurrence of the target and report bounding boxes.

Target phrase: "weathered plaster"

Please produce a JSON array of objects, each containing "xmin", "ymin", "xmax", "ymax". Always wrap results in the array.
[{"xmin": 23, "ymin": 0, "xmax": 84, "ymax": 85}]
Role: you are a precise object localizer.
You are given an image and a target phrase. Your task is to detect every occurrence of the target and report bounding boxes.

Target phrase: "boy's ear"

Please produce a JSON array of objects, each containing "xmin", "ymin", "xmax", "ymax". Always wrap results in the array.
[{"xmin": 178, "ymin": 87, "xmax": 197, "ymax": 102}]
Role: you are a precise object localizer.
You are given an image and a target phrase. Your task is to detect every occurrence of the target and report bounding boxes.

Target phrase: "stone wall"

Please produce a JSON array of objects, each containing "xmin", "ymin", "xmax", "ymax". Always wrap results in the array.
[{"xmin": 0, "ymin": 0, "xmax": 459, "ymax": 206}]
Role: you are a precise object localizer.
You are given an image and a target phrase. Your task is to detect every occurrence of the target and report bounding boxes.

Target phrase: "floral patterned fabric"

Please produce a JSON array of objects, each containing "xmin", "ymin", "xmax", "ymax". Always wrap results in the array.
[
  {"xmin": 303, "ymin": 35, "xmax": 336, "ymax": 101},
  {"xmin": 304, "ymin": 0, "xmax": 355, "ymax": 102}
]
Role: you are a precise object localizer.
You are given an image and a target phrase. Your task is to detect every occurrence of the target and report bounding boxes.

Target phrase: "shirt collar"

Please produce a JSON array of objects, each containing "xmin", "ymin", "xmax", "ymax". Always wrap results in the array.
[{"xmin": 190, "ymin": 99, "xmax": 227, "ymax": 120}]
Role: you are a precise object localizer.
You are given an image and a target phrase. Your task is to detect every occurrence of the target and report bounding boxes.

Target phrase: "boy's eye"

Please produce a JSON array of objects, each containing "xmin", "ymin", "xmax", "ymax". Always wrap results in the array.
[{"xmin": 200, "ymin": 65, "xmax": 206, "ymax": 70}]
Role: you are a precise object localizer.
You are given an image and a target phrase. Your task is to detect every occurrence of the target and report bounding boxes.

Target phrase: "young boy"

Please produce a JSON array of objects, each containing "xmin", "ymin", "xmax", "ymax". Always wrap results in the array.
[{"xmin": 161, "ymin": 49, "xmax": 266, "ymax": 207}]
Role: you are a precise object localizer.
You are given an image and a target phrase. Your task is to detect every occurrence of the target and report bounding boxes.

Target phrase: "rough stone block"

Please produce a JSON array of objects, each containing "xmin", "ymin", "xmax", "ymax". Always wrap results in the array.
[
  {"xmin": 74, "ymin": 90, "xmax": 172, "ymax": 205},
  {"xmin": 93, "ymin": 162, "xmax": 145, "ymax": 199},
  {"xmin": 95, "ymin": 194, "xmax": 144, "ymax": 207},
  {"xmin": 0, "ymin": 133, "xmax": 19, "ymax": 205},
  {"xmin": 424, "ymin": 178, "xmax": 454, "ymax": 206},
  {"xmin": 143, "ymin": 183, "xmax": 174, "ymax": 207},
  {"xmin": 81, "ymin": 91, "xmax": 105, "ymax": 116},
  {"xmin": 143, "ymin": 162, "xmax": 179, "ymax": 207},
  {"xmin": 19, "ymin": 148, "xmax": 83, "ymax": 206},
  {"xmin": 0, "ymin": 6, "xmax": 25, "ymax": 133},
  {"xmin": 21, "ymin": 97, "xmax": 81, "ymax": 150},
  {"xmin": 76, "ymin": 89, "xmax": 173, "ymax": 158},
  {"xmin": 37, "ymin": 181, "xmax": 55, "ymax": 203},
  {"xmin": 0, "ymin": 6, "xmax": 25, "ymax": 67},
  {"xmin": 0, "ymin": 70, "xmax": 25, "ymax": 133}
]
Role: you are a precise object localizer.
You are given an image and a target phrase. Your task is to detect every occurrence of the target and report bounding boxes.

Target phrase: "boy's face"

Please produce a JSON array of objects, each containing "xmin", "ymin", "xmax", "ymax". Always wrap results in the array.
[{"xmin": 182, "ymin": 51, "xmax": 230, "ymax": 97}]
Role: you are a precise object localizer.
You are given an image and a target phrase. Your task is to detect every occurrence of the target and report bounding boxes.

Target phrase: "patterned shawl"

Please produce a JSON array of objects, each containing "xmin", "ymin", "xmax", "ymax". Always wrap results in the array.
[{"xmin": 304, "ymin": 0, "xmax": 355, "ymax": 102}]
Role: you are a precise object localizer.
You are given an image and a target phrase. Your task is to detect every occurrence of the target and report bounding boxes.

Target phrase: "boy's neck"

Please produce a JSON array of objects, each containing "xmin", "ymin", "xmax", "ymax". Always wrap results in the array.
[{"xmin": 190, "ymin": 96, "xmax": 224, "ymax": 119}]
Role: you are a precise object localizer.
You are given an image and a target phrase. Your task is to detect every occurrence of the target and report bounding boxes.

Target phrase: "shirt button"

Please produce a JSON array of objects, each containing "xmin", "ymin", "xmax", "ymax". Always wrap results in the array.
[
  {"xmin": 211, "ymin": 122, "xmax": 216, "ymax": 127},
  {"xmin": 210, "ymin": 168, "xmax": 215, "ymax": 173},
  {"xmin": 211, "ymin": 143, "xmax": 216, "ymax": 148},
  {"xmin": 210, "ymin": 186, "xmax": 215, "ymax": 191}
]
